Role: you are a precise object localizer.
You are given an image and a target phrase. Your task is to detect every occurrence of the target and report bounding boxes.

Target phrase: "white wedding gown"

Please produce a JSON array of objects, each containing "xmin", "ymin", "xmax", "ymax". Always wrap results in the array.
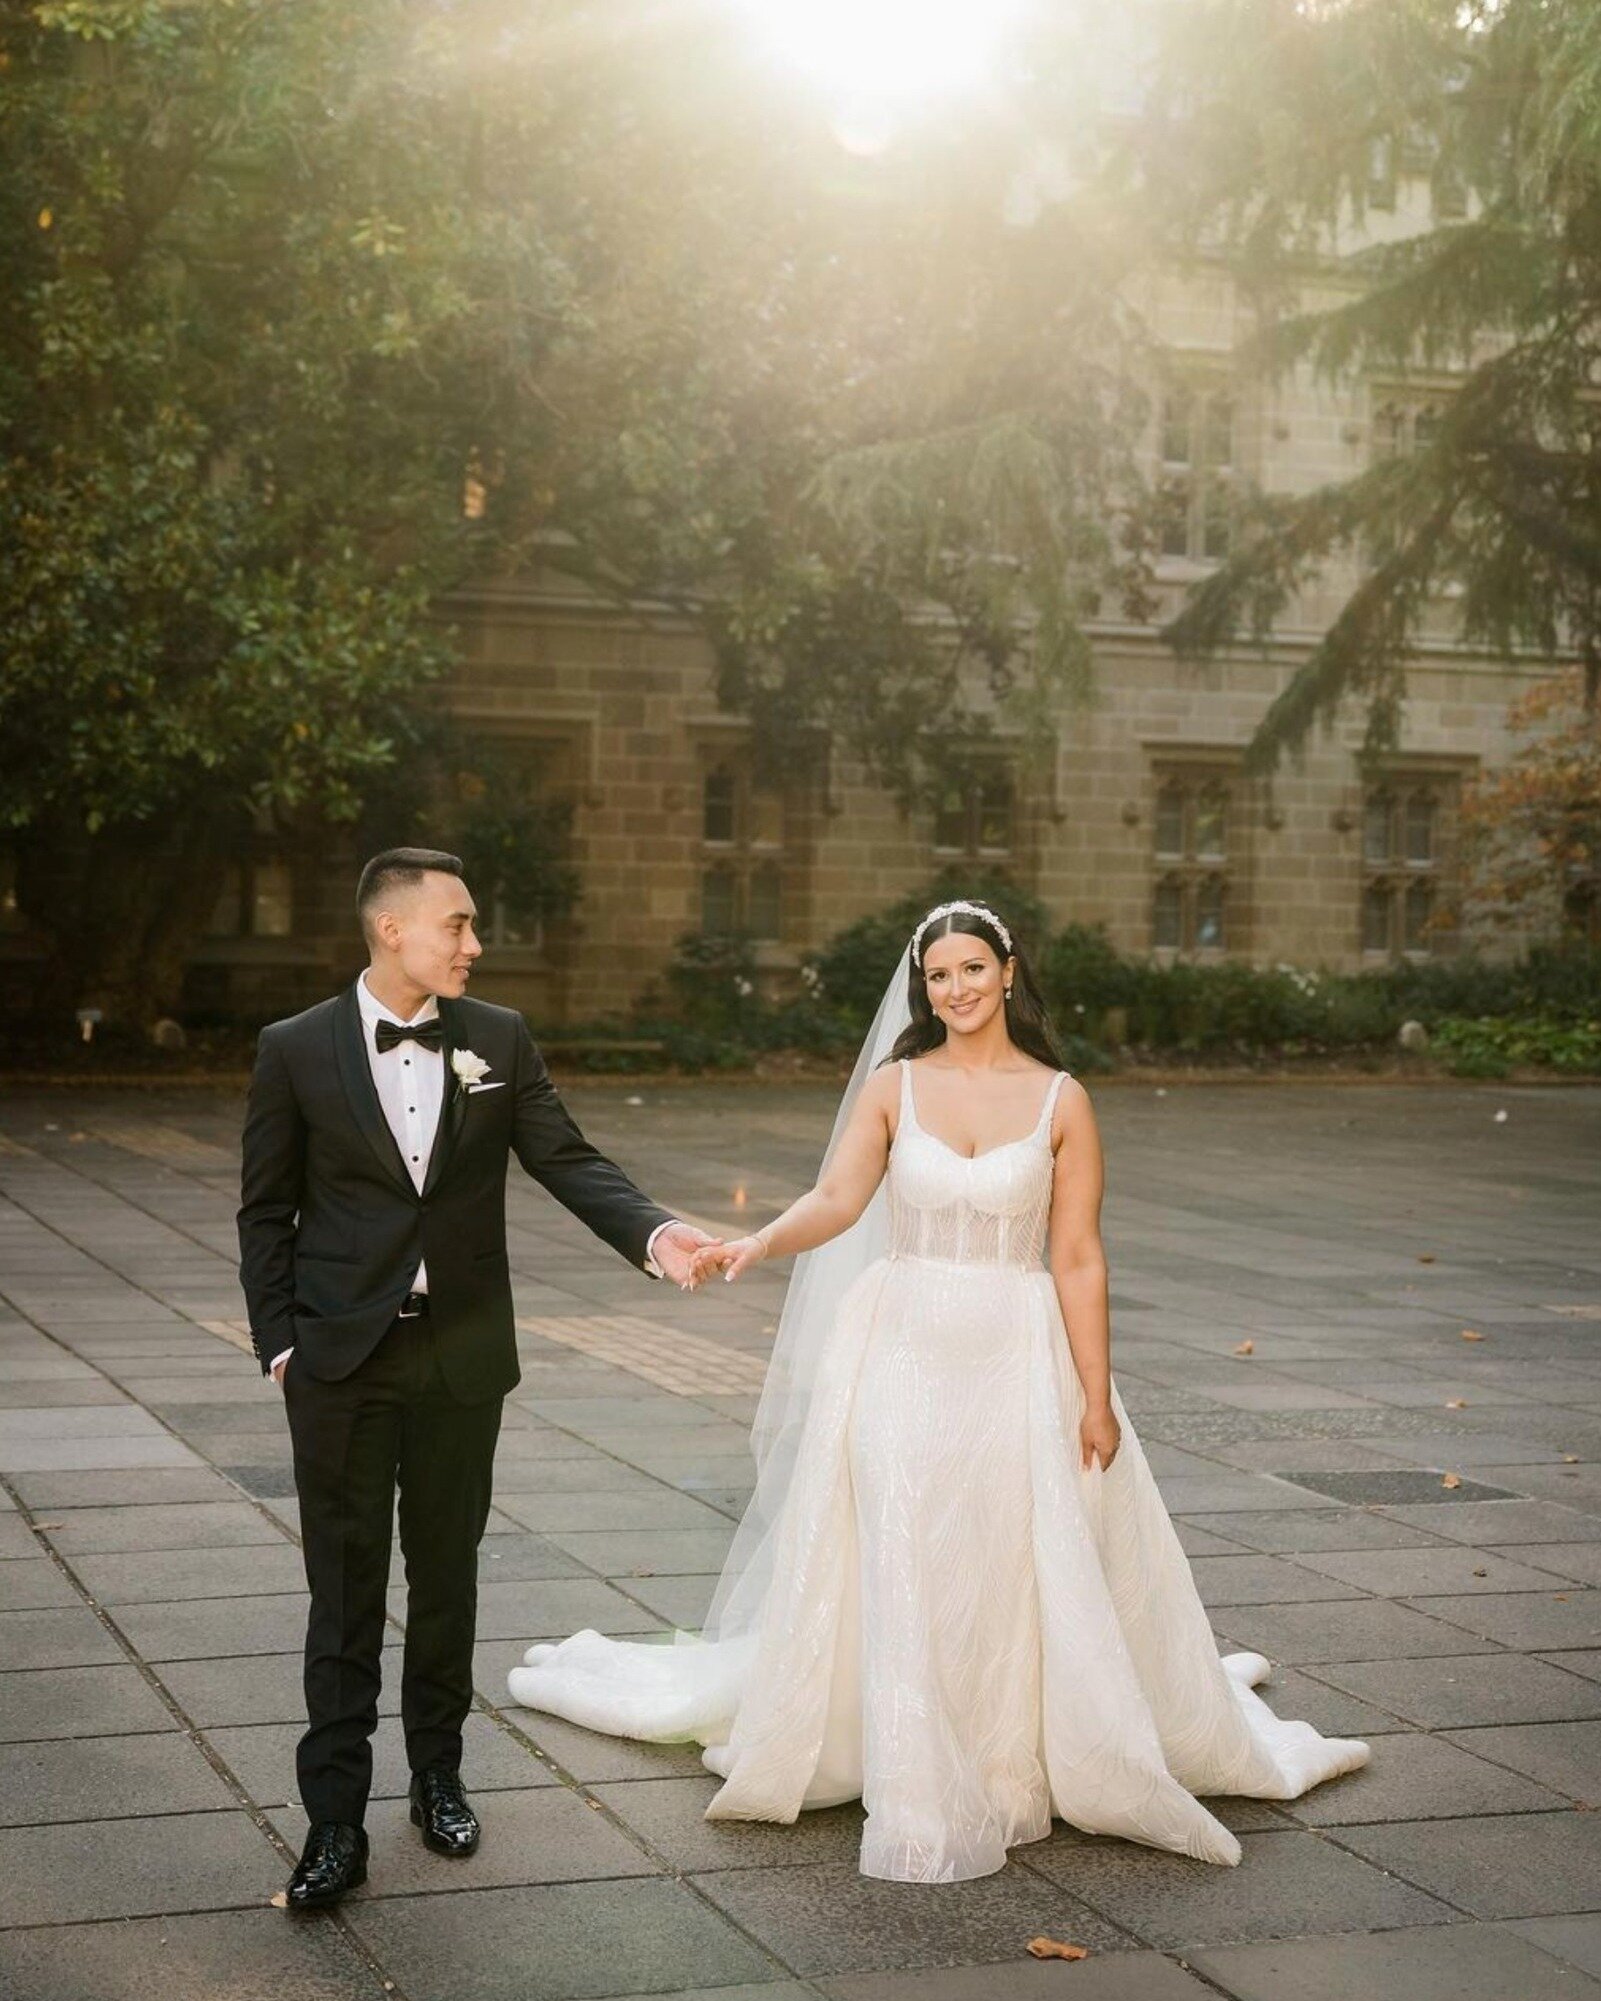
[{"xmin": 507, "ymin": 1062, "xmax": 1369, "ymax": 1881}]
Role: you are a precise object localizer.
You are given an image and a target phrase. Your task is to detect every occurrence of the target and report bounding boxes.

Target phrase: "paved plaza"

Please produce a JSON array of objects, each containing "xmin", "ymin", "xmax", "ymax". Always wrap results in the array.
[{"xmin": 2, "ymin": 1074, "xmax": 1601, "ymax": 1999}]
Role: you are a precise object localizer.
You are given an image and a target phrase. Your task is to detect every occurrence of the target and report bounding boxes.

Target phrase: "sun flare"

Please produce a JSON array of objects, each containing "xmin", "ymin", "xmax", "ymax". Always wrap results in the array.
[{"xmin": 729, "ymin": 0, "xmax": 1030, "ymax": 108}]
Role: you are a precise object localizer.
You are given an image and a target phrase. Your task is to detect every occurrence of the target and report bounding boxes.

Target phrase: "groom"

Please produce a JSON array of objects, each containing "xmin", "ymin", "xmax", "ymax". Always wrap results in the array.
[{"xmin": 237, "ymin": 846, "xmax": 715, "ymax": 1908}]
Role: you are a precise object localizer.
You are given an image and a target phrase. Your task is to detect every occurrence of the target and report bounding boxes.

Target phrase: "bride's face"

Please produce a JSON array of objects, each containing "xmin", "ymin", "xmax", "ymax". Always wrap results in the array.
[{"xmin": 921, "ymin": 932, "xmax": 1012, "ymax": 1037}]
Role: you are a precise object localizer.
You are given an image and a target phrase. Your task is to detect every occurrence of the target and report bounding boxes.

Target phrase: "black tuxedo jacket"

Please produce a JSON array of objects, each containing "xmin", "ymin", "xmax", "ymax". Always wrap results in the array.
[{"xmin": 236, "ymin": 984, "xmax": 673, "ymax": 1402}]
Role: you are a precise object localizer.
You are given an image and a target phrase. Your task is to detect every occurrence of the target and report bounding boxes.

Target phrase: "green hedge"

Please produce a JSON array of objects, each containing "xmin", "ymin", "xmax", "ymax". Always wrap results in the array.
[
  {"xmin": 1041, "ymin": 926, "xmax": 1601, "ymax": 1061},
  {"xmin": 543, "ymin": 899, "xmax": 1601, "ymax": 1074}
]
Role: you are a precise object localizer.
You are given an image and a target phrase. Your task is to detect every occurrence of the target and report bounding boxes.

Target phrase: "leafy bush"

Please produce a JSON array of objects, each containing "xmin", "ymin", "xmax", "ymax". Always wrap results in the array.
[
  {"xmin": 660, "ymin": 928, "xmax": 762, "ymax": 1037},
  {"xmin": 1041, "ymin": 937, "xmax": 1601, "ymax": 1058},
  {"xmin": 1040, "ymin": 923, "xmax": 1138, "ymax": 1016},
  {"xmin": 1432, "ymin": 1014, "xmax": 1601, "ymax": 1077}
]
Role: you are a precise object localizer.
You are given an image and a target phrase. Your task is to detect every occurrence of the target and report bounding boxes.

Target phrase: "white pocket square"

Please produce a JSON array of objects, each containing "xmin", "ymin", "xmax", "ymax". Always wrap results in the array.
[{"xmin": 466, "ymin": 1080, "xmax": 506, "ymax": 1094}]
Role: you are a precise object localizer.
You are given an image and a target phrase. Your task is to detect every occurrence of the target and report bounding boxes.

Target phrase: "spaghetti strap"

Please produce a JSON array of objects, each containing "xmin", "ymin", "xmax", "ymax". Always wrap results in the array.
[
  {"xmin": 1035, "ymin": 1070, "xmax": 1069, "ymax": 1140},
  {"xmin": 897, "ymin": 1057, "xmax": 917, "ymax": 1133}
]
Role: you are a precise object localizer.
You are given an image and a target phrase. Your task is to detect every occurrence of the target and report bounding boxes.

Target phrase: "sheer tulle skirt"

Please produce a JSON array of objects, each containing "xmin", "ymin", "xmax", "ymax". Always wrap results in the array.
[{"xmin": 507, "ymin": 1254, "xmax": 1368, "ymax": 1883}]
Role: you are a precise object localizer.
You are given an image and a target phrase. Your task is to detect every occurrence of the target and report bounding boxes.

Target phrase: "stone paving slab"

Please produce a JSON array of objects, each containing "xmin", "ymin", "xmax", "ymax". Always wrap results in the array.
[
  {"xmin": 1190, "ymin": 1921, "xmax": 1601, "ymax": 2000},
  {"xmin": 816, "ymin": 1959, "xmax": 1221, "ymax": 2000},
  {"xmin": 1212, "ymin": 1596, "xmax": 1504, "ymax": 1663},
  {"xmin": 0, "ymin": 1659, "xmax": 178, "ymax": 1741},
  {"xmin": 0, "ymin": 1727, "xmax": 239, "ymax": 1823},
  {"xmin": 0, "ymin": 1603, "xmax": 128, "ymax": 1669},
  {"xmin": 1440, "ymin": 1718, "xmax": 1601, "ymax": 1799},
  {"xmin": 0, "ymin": 1514, "xmax": 39, "ymax": 1557},
  {"xmin": 8, "ymin": 1465, "xmax": 247, "ymax": 1508},
  {"xmin": 1332, "ymin": 1809, "xmax": 1601, "ymax": 1919},
  {"xmin": 0, "ymin": 1908, "xmax": 388, "ymax": 2001},
  {"xmin": 1503, "ymin": 1540, "xmax": 1601, "ymax": 1585},
  {"xmin": 71, "ymin": 1540, "xmax": 311, "ymax": 1603},
  {"xmin": 1023, "ymin": 1826, "xmax": 1452, "ymax": 1949},
  {"xmin": 1183, "ymin": 1504, "xmax": 1451, "ymax": 1553},
  {"xmin": 1506, "ymin": 1915, "xmax": 1601, "ymax": 1980},
  {"xmin": 1397, "ymin": 1587, "xmax": 1601, "ymax": 1651},
  {"xmin": 1286, "ymin": 1544, "xmax": 1573, "ymax": 1595},
  {"xmin": 1310, "ymin": 1650, "xmax": 1601, "ymax": 1727},
  {"xmin": 35, "ymin": 1498, "xmax": 286, "ymax": 1555},
  {"xmin": 0, "ymin": 1806, "xmax": 280, "ymax": 1924},
  {"xmin": 345, "ymin": 1878, "xmax": 779, "ymax": 2001}
]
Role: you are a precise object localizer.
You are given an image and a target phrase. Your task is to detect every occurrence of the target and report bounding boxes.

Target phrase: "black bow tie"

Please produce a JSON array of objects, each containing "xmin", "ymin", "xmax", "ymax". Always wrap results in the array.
[{"xmin": 374, "ymin": 1018, "xmax": 445, "ymax": 1055}]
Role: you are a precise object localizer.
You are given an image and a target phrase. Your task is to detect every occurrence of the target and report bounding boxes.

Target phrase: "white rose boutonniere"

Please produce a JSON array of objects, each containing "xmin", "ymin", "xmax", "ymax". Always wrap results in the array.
[{"xmin": 450, "ymin": 1047, "xmax": 492, "ymax": 1096}]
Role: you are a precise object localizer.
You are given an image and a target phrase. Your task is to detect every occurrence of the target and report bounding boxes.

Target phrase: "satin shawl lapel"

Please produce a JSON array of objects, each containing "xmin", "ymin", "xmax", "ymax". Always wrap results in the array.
[
  {"xmin": 421, "ymin": 996, "xmax": 469, "ymax": 1199},
  {"xmin": 332, "ymin": 985, "xmax": 414, "ymax": 1198}
]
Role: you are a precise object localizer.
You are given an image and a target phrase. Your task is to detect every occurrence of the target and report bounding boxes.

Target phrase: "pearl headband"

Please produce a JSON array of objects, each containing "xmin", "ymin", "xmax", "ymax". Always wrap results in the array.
[{"xmin": 910, "ymin": 900, "xmax": 1014, "ymax": 966}]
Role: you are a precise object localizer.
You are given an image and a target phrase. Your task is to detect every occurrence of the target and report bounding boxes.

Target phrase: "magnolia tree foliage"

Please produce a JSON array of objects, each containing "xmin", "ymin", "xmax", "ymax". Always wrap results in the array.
[{"xmin": 0, "ymin": 0, "xmax": 1154, "ymax": 1019}]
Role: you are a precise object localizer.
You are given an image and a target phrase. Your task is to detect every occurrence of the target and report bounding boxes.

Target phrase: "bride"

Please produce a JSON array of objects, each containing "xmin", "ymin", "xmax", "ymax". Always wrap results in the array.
[{"xmin": 506, "ymin": 899, "xmax": 1369, "ymax": 1882}]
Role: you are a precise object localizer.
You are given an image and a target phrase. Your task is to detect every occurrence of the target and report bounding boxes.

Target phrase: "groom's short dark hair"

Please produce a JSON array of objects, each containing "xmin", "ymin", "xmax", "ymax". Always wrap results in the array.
[{"xmin": 357, "ymin": 847, "xmax": 465, "ymax": 943}]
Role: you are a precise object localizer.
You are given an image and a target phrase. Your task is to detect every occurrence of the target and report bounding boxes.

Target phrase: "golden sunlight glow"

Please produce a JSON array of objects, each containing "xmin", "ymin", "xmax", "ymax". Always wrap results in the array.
[{"xmin": 730, "ymin": 0, "xmax": 1029, "ymax": 108}]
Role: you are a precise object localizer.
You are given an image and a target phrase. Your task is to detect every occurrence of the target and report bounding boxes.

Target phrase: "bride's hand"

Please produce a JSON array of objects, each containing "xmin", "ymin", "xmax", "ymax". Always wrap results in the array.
[
  {"xmin": 1080, "ymin": 1405, "xmax": 1121, "ymax": 1471},
  {"xmin": 691, "ymin": 1233, "xmax": 769, "ymax": 1285}
]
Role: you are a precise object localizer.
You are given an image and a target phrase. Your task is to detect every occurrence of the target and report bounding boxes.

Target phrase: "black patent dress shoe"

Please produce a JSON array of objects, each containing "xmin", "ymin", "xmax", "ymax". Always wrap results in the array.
[
  {"xmin": 285, "ymin": 1820, "xmax": 368, "ymax": 1909},
  {"xmin": 409, "ymin": 1766, "xmax": 481, "ymax": 1856}
]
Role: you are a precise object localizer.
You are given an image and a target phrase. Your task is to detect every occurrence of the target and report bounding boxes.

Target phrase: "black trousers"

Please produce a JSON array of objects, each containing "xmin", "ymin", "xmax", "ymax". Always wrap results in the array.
[{"xmin": 283, "ymin": 1310, "xmax": 503, "ymax": 1826}]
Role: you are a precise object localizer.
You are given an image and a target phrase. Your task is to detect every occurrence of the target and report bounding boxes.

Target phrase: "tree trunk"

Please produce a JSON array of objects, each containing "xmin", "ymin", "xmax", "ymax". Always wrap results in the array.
[{"xmin": 17, "ymin": 806, "xmax": 237, "ymax": 1029}]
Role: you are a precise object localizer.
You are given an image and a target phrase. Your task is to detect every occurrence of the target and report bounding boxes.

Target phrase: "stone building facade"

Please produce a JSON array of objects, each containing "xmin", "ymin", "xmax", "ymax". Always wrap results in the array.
[{"xmin": 138, "ymin": 556, "xmax": 1540, "ymax": 1029}]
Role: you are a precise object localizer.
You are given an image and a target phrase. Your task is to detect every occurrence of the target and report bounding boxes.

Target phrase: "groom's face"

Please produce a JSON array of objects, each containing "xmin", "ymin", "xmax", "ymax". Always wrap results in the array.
[{"xmin": 390, "ymin": 870, "xmax": 483, "ymax": 999}]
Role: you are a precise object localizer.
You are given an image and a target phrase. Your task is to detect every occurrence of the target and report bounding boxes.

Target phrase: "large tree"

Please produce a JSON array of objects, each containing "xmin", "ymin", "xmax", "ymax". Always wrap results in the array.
[
  {"xmin": 1137, "ymin": 0, "xmax": 1601, "ymax": 769},
  {"xmin": 1, "ymin": 0, "xmax": 552, "ymax": 1018},
  {"xmin": 2, "ymin": 0, "xmax": 1152, "ymax": 1022}
]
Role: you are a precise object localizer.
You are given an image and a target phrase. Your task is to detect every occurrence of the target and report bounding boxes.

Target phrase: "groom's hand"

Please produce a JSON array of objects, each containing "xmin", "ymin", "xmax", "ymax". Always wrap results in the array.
[{"xmin": 651, "ymin": 1222, "xmax": 723, "ymax": 1291}]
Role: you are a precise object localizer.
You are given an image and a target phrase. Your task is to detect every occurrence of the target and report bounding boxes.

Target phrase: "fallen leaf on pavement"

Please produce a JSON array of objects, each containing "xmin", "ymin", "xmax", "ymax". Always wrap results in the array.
[
  {"xmin": 1441, "ymin": 1473, "xmax": 1462, "ymax": 1489},
  {"xmin": 1472, "ymin": 1567, "xmax": 1488, "ymax": 1577},
  {"xmin": 1233, "ymin": 1340, "xmax": 1255, "ymax": 1357},
  {"xmin": 1564, "ymin": 1454, "xmax": 1580, "ymax": 1463},
  {"xmin": 1417, "ymin": 1254, "xmax": 1436, "ymax": 1263},
  {"xmin": 1460, "ymin": 1329, "xmax": 1486, "ymax": 1341},
  {"xmin": 1027, "ymin": 1938, "xmax": 1090, "ymax": 1962},
  {"xmin": 269, "ymin": 1892, "xmax": 288, "ymax": 1909},
  {"xmin": 1445, "ymin": 1399, "xmax": 1467, "ymax": 1409}
]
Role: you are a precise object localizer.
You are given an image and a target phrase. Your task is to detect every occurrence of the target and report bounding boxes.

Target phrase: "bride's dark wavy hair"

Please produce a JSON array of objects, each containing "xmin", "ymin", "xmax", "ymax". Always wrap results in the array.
[{"xmin": 887, "ymin": 905, "xmax": 1063, "ymax": 1068}]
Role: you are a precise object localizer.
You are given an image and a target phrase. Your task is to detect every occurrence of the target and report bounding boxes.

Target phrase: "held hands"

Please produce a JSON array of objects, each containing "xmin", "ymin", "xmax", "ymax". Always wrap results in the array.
[
  {"xmin": 689, "ymin": 1232, "xmax": 770, "ymax": 1286},
  {"xmin": 651, "ymin": 1221, "xmax": 726, "ymax": 1291},
  {"xmin": 1080, "ymin": 1404, "xmax": 1121, "ymax": 1472}
]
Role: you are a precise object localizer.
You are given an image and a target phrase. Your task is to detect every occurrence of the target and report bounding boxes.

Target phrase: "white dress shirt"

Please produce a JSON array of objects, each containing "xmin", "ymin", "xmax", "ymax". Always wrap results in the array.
[{"xmin": 271, "ymin": 973, "xmax": 675, "ymax": 1377}]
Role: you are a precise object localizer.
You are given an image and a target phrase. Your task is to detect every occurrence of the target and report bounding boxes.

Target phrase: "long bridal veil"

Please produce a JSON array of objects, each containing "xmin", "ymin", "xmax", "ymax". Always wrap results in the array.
[
  {"xmin": 696, "ymin": 946, "xmax": 911, "ymax": 1651},
  {"xmin": 508, "ymin": 950, "xmax": 913, "ymax": 1737}
]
